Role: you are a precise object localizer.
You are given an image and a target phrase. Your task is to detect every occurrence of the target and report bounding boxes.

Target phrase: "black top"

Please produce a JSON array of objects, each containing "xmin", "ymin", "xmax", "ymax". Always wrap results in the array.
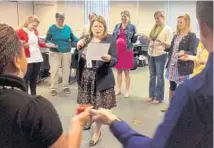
[
  {"xmin": 76, "ymin": 34, "xmax": 118, "ymax": 91},
  {"xmin": 0, "ymin": 75, "xmax": 63, "ymax": 148}
]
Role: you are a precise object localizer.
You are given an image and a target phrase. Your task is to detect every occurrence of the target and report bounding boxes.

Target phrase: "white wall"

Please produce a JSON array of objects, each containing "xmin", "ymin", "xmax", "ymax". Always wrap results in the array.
[
  {"xmin": 109, "ymin": 1, "xmax": 168, "ymax": 34},
  {"xmin": 18, "ymin": 1, "xmax": 34, "ymax": 28},
  {"xmin": 33, "ymin": 1, "xmax": 58, "ymax": 37},
  {"xmin": 0, "ymin": 1, "xmax": 199, "ymax": 37},
  {"xmin": 109, "ymin": 1, "xmax": 197, "ymax": 35},
  {"xmin": 57, "ymin": 1, "xmax": 84, "ymax": 36},
  {"xmin": 0, "ymin": 1, "xmax": 33, "ymax": 29},
  {"xmin": 33, "ymin": 1, "xmax": 84, "ymax": 36},
  {"xmin": 168, "ymin": 1, "xmax": 198, "ymax": 35},
  {"xmin": 109, "ymin": 1, "xmax": 139, "ymax": 33},
  {"xmin": 0, "ymin": 1, "xmax": 18, "ymax": 29},
  {"xmin": 137, "ymin": 1, "xmax": 168, "ymax": 35}
]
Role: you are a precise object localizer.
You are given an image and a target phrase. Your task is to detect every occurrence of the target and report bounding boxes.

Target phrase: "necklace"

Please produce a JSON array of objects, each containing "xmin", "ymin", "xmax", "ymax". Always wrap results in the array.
[{"xmin": 0, "ymin": 86, "xmax": 22, "ymax": 91}]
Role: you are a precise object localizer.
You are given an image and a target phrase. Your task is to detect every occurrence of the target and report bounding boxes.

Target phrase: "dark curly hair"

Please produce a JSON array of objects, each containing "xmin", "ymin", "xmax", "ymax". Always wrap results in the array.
[{"xmin": 0, "ymin": 24, "xmax": 22, "ymax": 75}]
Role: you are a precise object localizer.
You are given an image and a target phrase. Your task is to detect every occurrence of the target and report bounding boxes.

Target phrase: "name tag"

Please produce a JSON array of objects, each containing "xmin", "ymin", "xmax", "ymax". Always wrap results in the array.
[{"xmin": 86, "ymin": 60, "xmax": 92, "ymax": 68}]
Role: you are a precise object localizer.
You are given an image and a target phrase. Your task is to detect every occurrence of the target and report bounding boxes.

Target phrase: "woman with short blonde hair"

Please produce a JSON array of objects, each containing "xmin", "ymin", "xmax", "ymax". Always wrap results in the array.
[{"xmin": 23, "ymin": 15, "xmax": 40, "ymax": 28}]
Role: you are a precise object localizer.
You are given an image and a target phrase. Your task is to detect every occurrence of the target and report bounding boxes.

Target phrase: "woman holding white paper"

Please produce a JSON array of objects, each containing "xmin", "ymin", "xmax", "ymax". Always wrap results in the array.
[{"xmin": 76, "ymin": 16, "xmax": 117, "ymax": 147}]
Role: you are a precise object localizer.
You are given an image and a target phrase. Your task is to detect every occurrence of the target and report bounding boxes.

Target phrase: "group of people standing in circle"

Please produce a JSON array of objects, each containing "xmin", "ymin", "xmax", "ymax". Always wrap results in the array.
[
  {"xmin": 75, "ymin": 9, "xmax": 208, "ymax": 145},
  {"xmin": 14, "ymin": 8, "xmax": 208, "ymax": 146},
  {"xmin": 146, "ymin": 11, "xmax": 208, "ymax": 113}
]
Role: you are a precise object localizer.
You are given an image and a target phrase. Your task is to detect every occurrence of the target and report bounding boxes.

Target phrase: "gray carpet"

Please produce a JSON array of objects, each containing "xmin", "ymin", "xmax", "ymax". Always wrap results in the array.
[{"xmin": 37, "ymin": 67, "xmax": 169, "ymax": 148}]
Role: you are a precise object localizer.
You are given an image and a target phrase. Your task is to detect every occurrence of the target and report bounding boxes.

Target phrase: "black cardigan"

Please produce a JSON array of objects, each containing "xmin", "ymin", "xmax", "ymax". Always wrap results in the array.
[
  {"xmin": 76, "ymin": 34, "xmax": 117, "ymax": 91},
  {"xmin": 166, "ymin": 32, "xmax": 199, "ymax": 76}
]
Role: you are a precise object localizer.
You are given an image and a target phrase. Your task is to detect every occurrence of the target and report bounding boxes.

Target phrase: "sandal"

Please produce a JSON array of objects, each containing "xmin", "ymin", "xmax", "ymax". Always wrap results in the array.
[
  {"xmin": 151, "ymin": 100, "xmax": 161, "ymax": 104},
  {"xmin": 145, "ymin": 98, "xmax": 153, "ymax": 102},
  {"xmin": 116, "ymin": 90, "xmax": 122, "ymax": 96}
]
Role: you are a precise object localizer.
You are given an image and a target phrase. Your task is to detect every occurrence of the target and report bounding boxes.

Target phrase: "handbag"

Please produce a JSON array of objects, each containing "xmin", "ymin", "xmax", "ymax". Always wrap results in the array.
[
  {"xmin": 131, "ymin": 57, "xmax": 138, "ymax": 70},
  {"xmin": 177, "ymin": 60, "xmax": 194, "ymax": 76},
  {"xmin": 71, "ymin": 48, "xmax": 78, "ymax": 69}
]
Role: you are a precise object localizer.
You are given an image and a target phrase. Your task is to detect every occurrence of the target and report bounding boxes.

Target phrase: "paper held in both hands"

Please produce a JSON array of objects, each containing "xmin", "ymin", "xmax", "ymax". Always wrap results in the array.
[{"xmin": 86, "ymin": 42, "xmax": 110, "ymax": 61}]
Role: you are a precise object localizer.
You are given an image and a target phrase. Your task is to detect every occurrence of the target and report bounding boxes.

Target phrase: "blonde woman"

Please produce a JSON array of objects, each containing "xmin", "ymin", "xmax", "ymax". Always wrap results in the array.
[
  {"xmin": 147, "ymin": 10, "xmax": 173, "ymax": 104},
  {"xmin": 76, "ymin": 16, "xmax": 117, "ymax": 147},
  {"xmin": 16, "ymin": 16, "xmax": 56, "ymax": 95},
  {"xmin": 162, "ymin": 14, "xmax": 198, "ymax": 112}
]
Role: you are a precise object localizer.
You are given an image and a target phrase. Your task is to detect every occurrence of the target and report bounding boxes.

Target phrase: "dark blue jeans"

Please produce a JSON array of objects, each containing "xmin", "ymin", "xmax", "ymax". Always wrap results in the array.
[{"xmin": 148, "ymin": 54, "xmax": 167, "ymax": 101}]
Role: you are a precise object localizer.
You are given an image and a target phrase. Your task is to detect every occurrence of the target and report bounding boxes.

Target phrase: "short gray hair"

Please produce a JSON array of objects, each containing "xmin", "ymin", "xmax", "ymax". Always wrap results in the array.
[
  {"xmin": 196, "ymin": 1, "xmax": 213, "ymax": 31},
  {"xmin": 55, "ymin": 12, "xmax": 65, "ymax": 19}
]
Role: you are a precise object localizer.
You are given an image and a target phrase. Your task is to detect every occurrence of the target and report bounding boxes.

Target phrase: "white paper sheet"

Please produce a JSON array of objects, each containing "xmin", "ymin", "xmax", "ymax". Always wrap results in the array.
[
  {"xmin": 86, "ymin": 42, "xmax": 110, "ymax": 61},
  {"xmin": 70, "ymin": 47, "xmax": 76, "ymax": 54}
]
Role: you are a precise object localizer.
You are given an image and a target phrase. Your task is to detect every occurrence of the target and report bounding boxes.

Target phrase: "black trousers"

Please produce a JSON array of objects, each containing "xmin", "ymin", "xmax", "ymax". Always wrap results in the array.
[{"xmin": 24, "ymin": 63, "xmax": 41, "ymax": 95}]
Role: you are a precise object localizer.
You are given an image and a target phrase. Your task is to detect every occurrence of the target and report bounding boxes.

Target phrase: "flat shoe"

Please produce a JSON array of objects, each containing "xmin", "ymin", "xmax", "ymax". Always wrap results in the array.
[
  {"xmin": 124, "ymin": 92, "xmax": 130, "ymax": 98},
  {"xmin": 116, "ymin": 91, "xmax": 122, "ymax": 96},
  {"xmin": 161, "ymin": 106, "xmax": 169, "ymax": 112},
  {"xmin": 83, "ymin": 121, "xmax": 93, "ymax": 130},
  {"xmin": 89, "ymin": 132, "xmax": 101, "ymax": 147},
  {"xmin": 83, "ymin": 125, "xmax": 91, "ymax": 130}
]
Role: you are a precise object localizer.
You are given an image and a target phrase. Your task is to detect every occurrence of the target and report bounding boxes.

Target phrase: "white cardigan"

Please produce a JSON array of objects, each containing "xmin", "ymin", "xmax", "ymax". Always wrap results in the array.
[{"xmin": 148, "ymin": 25, "xmax": 173, "ymax": 57}]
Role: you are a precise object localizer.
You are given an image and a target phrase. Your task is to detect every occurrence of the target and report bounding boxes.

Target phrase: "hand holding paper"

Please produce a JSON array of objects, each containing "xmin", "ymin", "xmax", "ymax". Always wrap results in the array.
[
  {"xmin": 101, "ymin": 54, "xmax": 111, "ymax": 62},
  {"xmin": 86, "ymin": 43, "xmax": 110, "ymax": 61}
]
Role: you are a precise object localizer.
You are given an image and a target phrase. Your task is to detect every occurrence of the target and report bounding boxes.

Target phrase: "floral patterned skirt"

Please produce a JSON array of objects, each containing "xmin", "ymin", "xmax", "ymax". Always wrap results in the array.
[
  {"xmin": 77, "ymin": 68, "xmax": 116, "ymax": 109},
  {"xmin": 165, "ymin": 65, "xmax": 190, "ymax": 84}
]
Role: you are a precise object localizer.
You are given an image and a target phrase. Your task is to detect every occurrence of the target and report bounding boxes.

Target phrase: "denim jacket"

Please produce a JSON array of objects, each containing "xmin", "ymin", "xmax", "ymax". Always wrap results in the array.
[{"xmin": 112, "ymin": 23, "xmax": 137, "ymax": 51}]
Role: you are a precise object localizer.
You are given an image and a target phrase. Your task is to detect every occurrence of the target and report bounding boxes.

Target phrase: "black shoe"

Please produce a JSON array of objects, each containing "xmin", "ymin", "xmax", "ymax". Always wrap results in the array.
[
  {"xmin": 69, "ymin": 76, "xmax": 77, "ymax": 85},
  {"xmin": 83, "ymin": 125, "xmax": 91, "ymax": 130},
  {"xmin": 83, "ymin": 121, "xmax": 93, "ymax": 130},
  {"xmin": 89, "ymin": 132, "xmax": 101, "ymax": 147}
]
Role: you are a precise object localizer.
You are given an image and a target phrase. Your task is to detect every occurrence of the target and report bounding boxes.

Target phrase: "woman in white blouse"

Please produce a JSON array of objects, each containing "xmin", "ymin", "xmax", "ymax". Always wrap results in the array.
[
  {"xmin": 17, "ymin": 16, "xmax": 56, "ymax": 95},
  {"xmin": 147, "ymin": 10, "xmax": 173, "ymax": 104}
]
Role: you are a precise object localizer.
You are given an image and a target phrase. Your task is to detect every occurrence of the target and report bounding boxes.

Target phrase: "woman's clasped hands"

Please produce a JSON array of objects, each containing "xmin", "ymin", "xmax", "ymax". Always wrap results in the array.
[{"xmin": 73, "ymin": 106, "xmax": 119, "ymax": 127}]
